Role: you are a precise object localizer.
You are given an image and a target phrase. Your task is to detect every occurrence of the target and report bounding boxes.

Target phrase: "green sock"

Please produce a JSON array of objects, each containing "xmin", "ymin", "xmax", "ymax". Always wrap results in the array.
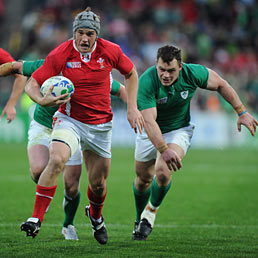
[
  {"xmin": 63, "ymin": 191, "xmax": 81, "ymax": 227},
  {"xmin": 150, "ymin": 177, "xmax": 172, "ymax": 208},
  {"xmin": 133, "ymin": 182, "xmax": 151, "ymax": 223}
]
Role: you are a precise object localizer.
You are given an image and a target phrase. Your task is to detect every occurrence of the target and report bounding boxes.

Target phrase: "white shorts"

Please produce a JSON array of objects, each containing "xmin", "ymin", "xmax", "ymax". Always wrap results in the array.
[
  {"xmin": 135, "ymin": 123, "xmax": 195, "ymax": 162},
  {"xmin": 27, "ymin": 120, "xmax": 82, "ymax": 165},
  {"xmin": 52, "ymin": 112, "xmax": 112, "ymax": 158}
]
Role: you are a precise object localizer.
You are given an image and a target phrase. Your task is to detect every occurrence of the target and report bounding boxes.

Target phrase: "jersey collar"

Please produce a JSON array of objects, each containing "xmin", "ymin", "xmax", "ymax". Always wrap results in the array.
[{"xmin": 73, "ymin": 40, "xmax": 97, "ymax": 63}]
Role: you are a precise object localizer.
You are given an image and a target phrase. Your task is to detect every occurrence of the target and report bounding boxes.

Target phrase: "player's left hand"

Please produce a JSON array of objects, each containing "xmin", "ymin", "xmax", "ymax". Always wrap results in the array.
[
  {"xmin": 0, "ymin": 103, "xmax": 16, "ymax": 123},
  {"xmin": 127, "ymin": 107, "xmax": 144, "ymax": 134},
  {"xmin": 237, "ymin": 112, "xmax": 258, "ymax": 136}
]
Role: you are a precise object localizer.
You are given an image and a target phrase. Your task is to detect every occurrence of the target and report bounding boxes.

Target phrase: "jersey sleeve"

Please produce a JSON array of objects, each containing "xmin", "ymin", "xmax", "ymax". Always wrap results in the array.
[
  {"xmin": 187, "ymin": 64, "xmax": 209, "ymax": 89},
  {"xmin": 0, "ymin": 48, "xmax": 15, "ymax": 64},
  {"xmin": 137, "ymin": 73, "xmax": 157, "ymax": 111},
  {"xmin": 110, "ymin": 80, "xmax": 120, "ymax": 95},
  {"xmin": 22, "ymin": 59, "xmax": 45, "ymax": 76},
  {"xmin": 32, "ymin": 44, "xmax": 68, "ymax": 85},
  {"xmin": 114, "ymin": 46, "xmax": 134, "ymax": 75}
]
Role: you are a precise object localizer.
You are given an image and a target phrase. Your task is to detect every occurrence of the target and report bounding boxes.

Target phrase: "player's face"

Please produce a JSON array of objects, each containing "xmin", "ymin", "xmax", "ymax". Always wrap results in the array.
[
  {"xmin": 156, "ymin": 58, "xmax": 182, "ymax": 86},
  {"xmin": 75, "ymin": 28, "xmax": 97, "ymax": 53}
]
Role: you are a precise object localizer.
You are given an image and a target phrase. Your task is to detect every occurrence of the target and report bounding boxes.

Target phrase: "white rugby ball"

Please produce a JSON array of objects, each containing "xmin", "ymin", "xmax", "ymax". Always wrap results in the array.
[{"xmin": 40, "ymin": 75, "xmax": 74, "ymax": 98}]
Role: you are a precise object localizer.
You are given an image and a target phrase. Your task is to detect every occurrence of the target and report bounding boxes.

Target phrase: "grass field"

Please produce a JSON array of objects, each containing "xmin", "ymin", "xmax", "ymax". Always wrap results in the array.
[{"xmin": 0, "ymin": 143, "xmax": 258, "ymax": 258}]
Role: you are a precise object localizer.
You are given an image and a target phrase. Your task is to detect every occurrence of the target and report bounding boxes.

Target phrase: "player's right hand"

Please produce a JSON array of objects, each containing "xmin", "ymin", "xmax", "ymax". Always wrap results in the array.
[
  {"xmin": 161, "ymin": 148, "xmax": 182, "ymax": 171},
  {"xmin": 40, "ymin": 85, "xmax": 70, "ymax": 107},
  {"xmin": 0, "ymin": 103, "xmax": 16, "ymax": 123}
]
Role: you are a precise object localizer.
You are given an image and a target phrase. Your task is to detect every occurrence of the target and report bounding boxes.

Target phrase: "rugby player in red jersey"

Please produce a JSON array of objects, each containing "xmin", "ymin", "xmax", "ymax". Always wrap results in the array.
[
  {"xmin": 21, "ymin": 7, "xmax": 144, "ymax": 244},
  {"xmin": 0, "ymin": 48, "xmax": 27, "ymax": 122}
]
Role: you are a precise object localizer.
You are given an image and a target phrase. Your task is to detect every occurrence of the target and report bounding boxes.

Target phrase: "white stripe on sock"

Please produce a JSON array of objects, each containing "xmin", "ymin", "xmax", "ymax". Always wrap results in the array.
[{"xmin": 36, "ymin": 192, "xmax": 53, "ymax": 199}]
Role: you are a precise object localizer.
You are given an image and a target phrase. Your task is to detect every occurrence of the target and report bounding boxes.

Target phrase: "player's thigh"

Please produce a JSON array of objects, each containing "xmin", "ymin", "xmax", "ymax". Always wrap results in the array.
[
  {"xmin": 83, "ymin": 150, "xmax": 111, "ymax": 184},
  {"xmin": 155, "ymin": 143, "xmax": 184, "ymax": 178},
  {"xmin": 28, "ymin": 144, "xmax": 49, "ymax": 173},
  {"xmin": 27, "ymin": 120, "xmax": 51, "ymax": 172},
  {"xmin": 135, "ymin": 159, "xmax": 155, "ymax": 180},
  {"xmin": 48, "ymin": 140, "xmax": 71, "ymax": 165}
]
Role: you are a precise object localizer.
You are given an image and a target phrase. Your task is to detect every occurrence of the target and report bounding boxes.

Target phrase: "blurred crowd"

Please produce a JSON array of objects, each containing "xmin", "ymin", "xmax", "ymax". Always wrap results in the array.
[{"xmin": 0, "ymin": 0, "xmax": 258, "ymax": 113}]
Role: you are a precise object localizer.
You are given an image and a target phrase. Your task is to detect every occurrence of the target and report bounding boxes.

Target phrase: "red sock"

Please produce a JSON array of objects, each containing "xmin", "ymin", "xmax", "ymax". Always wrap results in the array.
[
  {"xmin": 87, "ymin": 185, "xmax": 106, "ymax": 220},
  {"xmin": 32, "ymin": 184, "xmax": 57, "ymax": 223}
]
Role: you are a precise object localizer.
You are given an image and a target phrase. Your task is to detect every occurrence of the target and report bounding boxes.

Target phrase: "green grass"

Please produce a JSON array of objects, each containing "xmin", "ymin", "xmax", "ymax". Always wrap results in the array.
[{"xmin": 0, "ymin": 143, "xmax": 258, "ymax": 257}]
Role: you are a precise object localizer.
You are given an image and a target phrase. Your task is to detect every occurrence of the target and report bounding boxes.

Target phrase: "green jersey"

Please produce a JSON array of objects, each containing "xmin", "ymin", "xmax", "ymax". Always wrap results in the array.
[
  {"xmin": 22, "ymin": 60, "xmax": 44, "ymax": 76},
  {"xmin": 137, "ymin": 63, "xmax": 209, "ymax": 133},
  {"xmin": 22, "ymin": 60, "xmax": 121, "ymax": 129}
]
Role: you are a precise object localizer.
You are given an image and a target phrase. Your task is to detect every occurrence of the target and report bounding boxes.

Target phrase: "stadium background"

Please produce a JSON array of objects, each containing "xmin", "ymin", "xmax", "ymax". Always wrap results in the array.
[{"xmin": 0, "ymin": 0, "xmax": 257, "ymax": 148}]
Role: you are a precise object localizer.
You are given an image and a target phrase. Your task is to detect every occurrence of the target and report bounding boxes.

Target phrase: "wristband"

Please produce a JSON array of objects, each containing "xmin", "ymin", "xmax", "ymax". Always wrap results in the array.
[
  {"xmin": 234, "ymin": 104, "xmax": 246, "ymax": 115},
  {"xmin": 238, "ymin": 110, "xmax": 247, "ymax": 117},
  {"xmin": 157, "ymin": 142, "xmax": 168, "ymax": 153}
]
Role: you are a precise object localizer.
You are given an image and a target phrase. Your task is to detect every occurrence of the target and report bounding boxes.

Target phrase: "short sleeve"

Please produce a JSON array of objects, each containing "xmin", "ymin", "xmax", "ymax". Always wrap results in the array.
[{"xmin": 137, "ymin": 71, "xmax": 157, "ymax": 111}]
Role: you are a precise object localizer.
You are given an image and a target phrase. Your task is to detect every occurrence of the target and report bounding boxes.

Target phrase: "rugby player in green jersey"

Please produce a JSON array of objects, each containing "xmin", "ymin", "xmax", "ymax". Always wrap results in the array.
[
  {"xmin": 132, "ymin": 45, "xmax": 258, "ymax": 240},
  {"xmin": 0, "ymin": 60, "xmax": 127, "ymax": 240}
]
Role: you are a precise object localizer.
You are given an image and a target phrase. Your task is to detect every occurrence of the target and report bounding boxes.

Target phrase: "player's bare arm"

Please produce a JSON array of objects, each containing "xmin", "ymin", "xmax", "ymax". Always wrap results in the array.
[
  {"xmin": 206, "ymin": 68, "xmax": 258, "ymax": 136},
  {"xmin": 141, "ymin": 108, "xmax": 182, "ymax": 171},
  {"xmin": 115, "ymin": 84, "xmax": 127, "ymax": 104},
  {"xmin": 25, "ymin": 76, "xmax": 70, "ymax": 107},
  {"xmin": 0, "ymin": 72, "xmax": 27, "ymax": 123},
  {"xmin": 0, "ymin": 61, "xmax": 23, "ymax": 76},
  {"xmin": 124, "ymin": 66, "xmax": 144, "ymax": 134}
]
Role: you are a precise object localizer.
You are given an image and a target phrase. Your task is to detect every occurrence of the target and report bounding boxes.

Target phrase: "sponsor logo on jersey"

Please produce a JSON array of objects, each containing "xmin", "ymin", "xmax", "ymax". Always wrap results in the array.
[
  {"xmin": 81, "ymin": 53, "xmax": 91, "ymax": 63},
  {"xmin": 157, "ymin": 97, "xmax": 168, "ymax": 104},
  {"xmin": 97, "ymin": 58, "xmax": 105, "ymax": 69},
  {"xmin": 66, "ymin": 62, "xmax": 81, "ymax": 68},
  {"xmin": 180, "ymin": 90, "xmax": 188, "ymax": 99}
]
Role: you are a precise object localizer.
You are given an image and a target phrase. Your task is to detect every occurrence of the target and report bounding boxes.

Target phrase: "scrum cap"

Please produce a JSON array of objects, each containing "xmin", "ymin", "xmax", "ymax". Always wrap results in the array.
[{"xmin": 73, "ymin": 7, "xmax": 100, "ymax": 36}]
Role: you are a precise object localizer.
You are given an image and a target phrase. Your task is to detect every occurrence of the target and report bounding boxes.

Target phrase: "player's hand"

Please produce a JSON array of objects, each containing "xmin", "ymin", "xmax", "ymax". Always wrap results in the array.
[
  {"xmin": 237, "ymin": 112, "xmax": 258, "ymax": 136},
  {"xmin": 0, "ymin": 103, "xmax": 16, "ymax": 123},
  {"xmin": 127, "ymin": 107, "xmax": 144, "ymax": 134},
  {"xmin": 161, "ymin": 148, "xmax": 182, "ymax": 171},
  {"xmin": 12, "ymin": 61, "xmax": 23, "ymax": 74},
  {"xmin": 39, "ymin": 85, "xmax": 70, "ymax": 107}
]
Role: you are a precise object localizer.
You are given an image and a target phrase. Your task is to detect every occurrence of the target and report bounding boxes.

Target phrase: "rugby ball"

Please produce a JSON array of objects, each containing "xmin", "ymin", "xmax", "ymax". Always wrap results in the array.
[{"xmin": 40, "ymin": 75, "xmax": 74, "ymax": 98}]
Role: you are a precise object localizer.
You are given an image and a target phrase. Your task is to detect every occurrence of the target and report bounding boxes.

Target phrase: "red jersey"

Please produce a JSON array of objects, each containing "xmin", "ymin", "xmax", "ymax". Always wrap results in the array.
[
  {"xmin": 33, "ymin": 38, "xmax": 134, "ymax": 124},
  {"xmin": 0, "ymin": 48, "xmax": 15, "ymax": 64}
]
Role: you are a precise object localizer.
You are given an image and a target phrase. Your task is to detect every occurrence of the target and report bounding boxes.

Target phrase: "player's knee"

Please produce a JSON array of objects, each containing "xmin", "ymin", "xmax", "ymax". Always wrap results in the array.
[
  {"xmin": 64, "ymin": 181, "xmax": 79, "ymax": 198},
  {"xmin": 155, "ymin": 170, "xmax": 170, "ymax": 187},
  {"xmin": 136, "ymin": 172, "xmax": 153, "ymax": 189},
  {"xmin": 30, "ymin": 165, "xmax": 44, "ymax": 183},
  {"xmin": 65, "ymin": 185, "xmax": 79, "ymax": 198},
  {"xmin": 90, "ymin": 181, "xmax": 106, "ymax": 196},
  {"xmin": 30, "ymin": 171, "xmax": 40, "ymax": 183},
  {"xmin": 48, "ymin": 155, "xmax": 66, "ymax": 175}
]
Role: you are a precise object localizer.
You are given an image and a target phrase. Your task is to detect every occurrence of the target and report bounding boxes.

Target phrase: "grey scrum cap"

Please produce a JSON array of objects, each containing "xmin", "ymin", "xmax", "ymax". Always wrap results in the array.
[{"xmin": 73, "ymin": 7, "xmax": 100, "ymax": 36}]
